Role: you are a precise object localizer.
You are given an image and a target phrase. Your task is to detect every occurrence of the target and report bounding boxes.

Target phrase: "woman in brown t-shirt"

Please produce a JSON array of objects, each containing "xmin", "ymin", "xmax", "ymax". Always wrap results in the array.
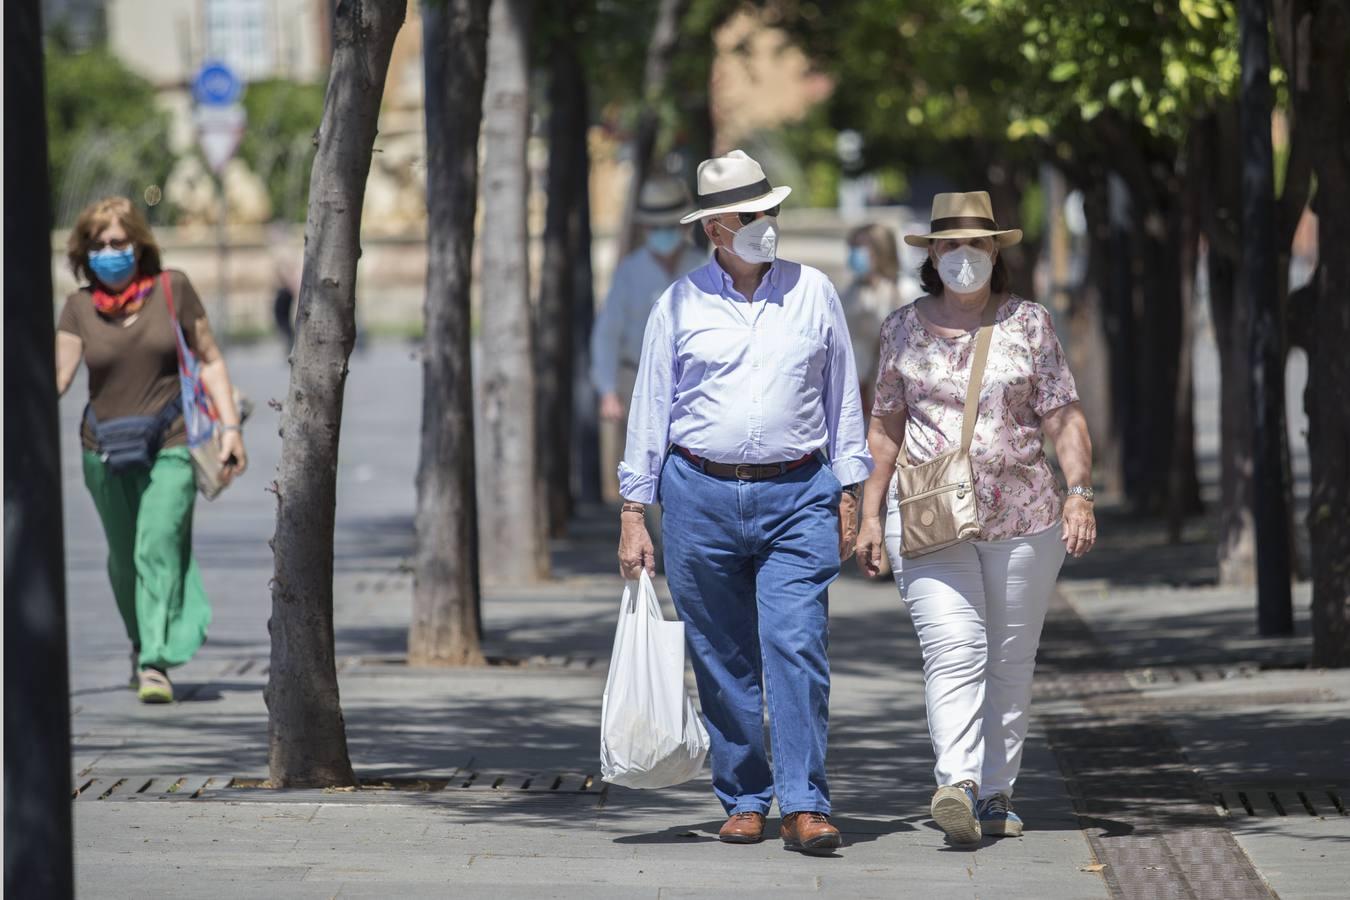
[{"xmin": 55, "ymin": 196, "xmax": 248, "ymax": 703}]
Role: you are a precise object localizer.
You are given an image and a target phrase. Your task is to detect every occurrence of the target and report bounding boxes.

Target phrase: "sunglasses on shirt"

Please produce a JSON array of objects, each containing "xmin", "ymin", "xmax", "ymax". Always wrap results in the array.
[{"xmin": 737, "ymin": 206, "xmax": 780, "ymax": 226}]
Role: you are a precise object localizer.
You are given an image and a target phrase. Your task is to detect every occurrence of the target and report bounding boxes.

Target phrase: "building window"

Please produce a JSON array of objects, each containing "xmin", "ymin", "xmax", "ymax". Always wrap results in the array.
[{"xmin": 205, "ymin": 0, "xmax": 270, "ymax": 81}]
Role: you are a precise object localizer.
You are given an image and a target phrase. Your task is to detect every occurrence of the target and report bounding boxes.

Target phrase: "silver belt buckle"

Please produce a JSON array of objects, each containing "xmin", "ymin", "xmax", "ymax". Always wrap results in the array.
[{"xmin": 734, "ymin": 463, "xmax": 756, "ymax": 480}]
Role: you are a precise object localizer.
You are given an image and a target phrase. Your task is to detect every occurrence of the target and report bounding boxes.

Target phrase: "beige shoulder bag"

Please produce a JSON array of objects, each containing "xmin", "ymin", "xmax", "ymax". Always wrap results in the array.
[{"xmin": 894, "ymin": 301, "xmax": 998, "ymax": 558}]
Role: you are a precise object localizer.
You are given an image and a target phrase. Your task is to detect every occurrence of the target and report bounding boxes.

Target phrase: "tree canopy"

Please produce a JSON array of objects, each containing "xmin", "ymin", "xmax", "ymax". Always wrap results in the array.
[{"xmin": 44, "ymin": 43, "xmax": 173, "ymax": 225}]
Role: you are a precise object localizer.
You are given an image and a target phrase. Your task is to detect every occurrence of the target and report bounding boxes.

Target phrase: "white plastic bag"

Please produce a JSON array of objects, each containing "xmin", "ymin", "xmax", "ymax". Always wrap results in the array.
[{"xmin": 600, "ymin": 571, "xmax": 710, "ymax": 788}]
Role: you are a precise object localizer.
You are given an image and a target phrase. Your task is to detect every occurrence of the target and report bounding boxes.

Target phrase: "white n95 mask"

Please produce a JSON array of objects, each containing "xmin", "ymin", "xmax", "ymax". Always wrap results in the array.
[
  {"xmin": 936, "ymin": 246, "xmax": 994, "ymax": 293},
  {"xmin": 719, "ymin": 216, "xmax": 778, "ymax": 264}
]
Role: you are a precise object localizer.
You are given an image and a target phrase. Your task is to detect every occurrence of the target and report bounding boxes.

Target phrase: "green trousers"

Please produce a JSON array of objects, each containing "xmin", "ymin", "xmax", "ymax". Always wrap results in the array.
[{"xmin": 83, "ymin": 447, "xmax": 211, "ymax": 670}]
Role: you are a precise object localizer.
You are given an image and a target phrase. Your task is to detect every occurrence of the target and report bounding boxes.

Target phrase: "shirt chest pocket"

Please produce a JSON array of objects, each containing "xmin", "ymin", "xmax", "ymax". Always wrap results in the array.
[{"xmin": 774, "ymin": 332, "xmax": 826, "ymax": 380}]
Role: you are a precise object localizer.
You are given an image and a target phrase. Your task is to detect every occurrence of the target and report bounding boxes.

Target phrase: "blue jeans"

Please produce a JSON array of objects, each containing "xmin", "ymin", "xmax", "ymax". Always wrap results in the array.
[{"xmin": 659, "ymin": 452, "xmax": 841, "ymax": 816}]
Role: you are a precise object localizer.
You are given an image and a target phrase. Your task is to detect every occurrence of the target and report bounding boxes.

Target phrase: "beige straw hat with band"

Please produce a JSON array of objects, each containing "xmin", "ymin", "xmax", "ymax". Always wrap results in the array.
[
  {"xmin": 904, "ymin": 191, "xmax": 1023, "ymax": 248},
  {"xmin": 634, "ymin": 175, "xmax": 694, "ymax": 226},
  {"xmin": 679, "ymin": 149, "xmax": 793, "ymax": 224}
]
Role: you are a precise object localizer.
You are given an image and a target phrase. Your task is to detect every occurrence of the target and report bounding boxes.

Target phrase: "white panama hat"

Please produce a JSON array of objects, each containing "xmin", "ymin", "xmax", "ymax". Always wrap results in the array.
[
  {"xmin": 679, "ymin": 149, "xmax": 793, "ymax": 225},
  {"xmin": 633, "ymin": 175, "xmax": 694, "ymax": 226}
]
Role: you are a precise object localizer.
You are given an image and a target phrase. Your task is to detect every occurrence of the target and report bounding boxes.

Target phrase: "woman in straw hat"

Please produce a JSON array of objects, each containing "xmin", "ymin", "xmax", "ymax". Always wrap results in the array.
[{"xmin": 854, "ymin": 191, "xmax": 1096, "ymax": 845}]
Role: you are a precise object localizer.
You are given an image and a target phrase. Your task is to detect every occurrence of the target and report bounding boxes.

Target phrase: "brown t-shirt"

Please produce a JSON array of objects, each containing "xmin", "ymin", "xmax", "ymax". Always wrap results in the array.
[{"xmin": 58, "ymin": 270, "xmax": 211, "ymax": 452}]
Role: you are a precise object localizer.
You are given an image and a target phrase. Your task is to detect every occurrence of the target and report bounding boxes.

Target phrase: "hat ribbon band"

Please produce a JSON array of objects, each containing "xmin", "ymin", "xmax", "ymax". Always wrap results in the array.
[
  {"xmin": 698, "ymin": 178, "xmax": 773, "ymax": 208},
  {"xmin": 929, "ymin": 215, "xmax": 1000, "ymax": 232}
]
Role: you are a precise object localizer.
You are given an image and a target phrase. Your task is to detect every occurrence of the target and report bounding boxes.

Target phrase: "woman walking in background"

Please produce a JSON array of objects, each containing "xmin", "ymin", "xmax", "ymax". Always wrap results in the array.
[
  {"xmin": 841, "ymin": 223, "xmax": 907, "ymax": 578},
  {"xmin": 55, "ymin": 196, "xmax": 248, "ymax": 703},
  {"xmin": 855, "ymin": 192, "xmax": 1096, "ymax": 844},
  {"xmin": 840, "ymin": 223, "xmax": 905, "ymax": 417}
]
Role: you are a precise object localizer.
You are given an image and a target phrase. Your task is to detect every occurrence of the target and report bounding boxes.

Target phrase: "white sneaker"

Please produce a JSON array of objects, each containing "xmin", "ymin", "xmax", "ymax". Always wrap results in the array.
[{"xmin": 931, "ymin": 780, "xmax": 981, "ymax": 844}]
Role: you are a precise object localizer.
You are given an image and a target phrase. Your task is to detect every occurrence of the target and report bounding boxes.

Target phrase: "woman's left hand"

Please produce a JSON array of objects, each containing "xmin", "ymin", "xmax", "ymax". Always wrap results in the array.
[
  {"xmin": 1062, "ymin": 495, "xmax": 1096, "ymax": 558},
  {"xmin": 220, "ymin": 429, "xmax": 248, "ymax": 483}
]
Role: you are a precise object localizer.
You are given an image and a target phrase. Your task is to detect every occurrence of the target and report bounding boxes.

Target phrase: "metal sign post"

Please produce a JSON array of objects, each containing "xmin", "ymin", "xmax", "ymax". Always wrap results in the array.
[{"xmin": 192, "ymin": 62, "xmax": 246, "ymax": 344}]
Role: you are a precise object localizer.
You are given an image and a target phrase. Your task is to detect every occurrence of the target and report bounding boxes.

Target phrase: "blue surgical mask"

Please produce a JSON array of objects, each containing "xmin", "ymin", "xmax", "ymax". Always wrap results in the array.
[
  {"xmin": 848, "ymin": 246, "xmax": 871, "ymax": 276},
  {"xmin": 646, "ymin": 227, "xmax": 683, "ymax": 257},
  {"xmin": 88, "ymin": 246, "xmax": 137, "ymax": 285}
]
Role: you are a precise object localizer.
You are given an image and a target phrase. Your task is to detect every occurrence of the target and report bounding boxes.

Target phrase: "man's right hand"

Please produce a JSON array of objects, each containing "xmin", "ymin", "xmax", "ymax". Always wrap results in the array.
[
  {"xmin": 599, "ymin": 392, "xmax": 626, "ymax": 423},
  {"xmin": 618, "ymin": 511, "xmax": 656, "ymax": 579}
]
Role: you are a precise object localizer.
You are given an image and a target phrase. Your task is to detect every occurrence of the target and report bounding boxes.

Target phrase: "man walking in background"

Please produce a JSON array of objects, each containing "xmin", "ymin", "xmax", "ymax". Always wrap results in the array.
[
  {"xmin": 617, "ymin": 150, "xmax": 872, "ymax": 854},
  {"xmin": 591, "ymin": 175, "xmax": 706, "ymax": 506}
]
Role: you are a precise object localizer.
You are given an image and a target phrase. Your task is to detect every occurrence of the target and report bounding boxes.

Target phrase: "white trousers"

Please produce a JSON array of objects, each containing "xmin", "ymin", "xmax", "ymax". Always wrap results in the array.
[{"xmin": 885, "ymin": 485, "xmax": 1065, "ymax": 797}]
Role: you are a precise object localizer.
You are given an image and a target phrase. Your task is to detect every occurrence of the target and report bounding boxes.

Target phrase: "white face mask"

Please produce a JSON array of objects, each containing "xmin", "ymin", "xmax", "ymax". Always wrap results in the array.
[
  {"xmin": 935, "ymin": 246, "xmax": 994, "ymax": 293},
  {"xmin": 716, "ymin": 215, "xmax": 778, "ymax": 264}
]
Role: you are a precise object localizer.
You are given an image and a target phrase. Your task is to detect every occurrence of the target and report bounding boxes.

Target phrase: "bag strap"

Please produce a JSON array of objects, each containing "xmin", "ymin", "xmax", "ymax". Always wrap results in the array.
[
  {"xmin": 157, "ymin": 392, "xmax": 184, "ymax": 430},
  {"xmin": 160, "ymin": 272, "xmax": 192, "ymax": 376},
  {"xmin": 958, "ymin": 300, "xmax": 1000, "ymax": 454}
]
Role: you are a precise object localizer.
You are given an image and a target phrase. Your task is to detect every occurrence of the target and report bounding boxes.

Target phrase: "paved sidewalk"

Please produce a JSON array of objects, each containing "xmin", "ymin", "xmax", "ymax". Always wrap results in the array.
[{"xmin": 63, "ymin": 344, "xmax": 1347, "ymax": 899}]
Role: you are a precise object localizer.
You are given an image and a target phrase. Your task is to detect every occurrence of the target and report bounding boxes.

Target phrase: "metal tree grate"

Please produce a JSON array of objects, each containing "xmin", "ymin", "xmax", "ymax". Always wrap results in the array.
[
  {"xmin": 1125, "ymin": 664, "xmax": 1261, "ymax": 688},
  {"xmin": 1212, "ymin": 786, "xmax": 1347, "ymax": 818},
  {"xmin": 72, "ymin": 771, "xmax": 608, "ymax": 801},
  {"xmin": 72, "ymin": 775, "xmax": 224, "ymax": 802}
]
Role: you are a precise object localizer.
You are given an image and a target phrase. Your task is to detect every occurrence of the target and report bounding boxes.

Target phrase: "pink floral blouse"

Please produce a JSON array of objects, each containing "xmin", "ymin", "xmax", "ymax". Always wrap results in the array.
[{"xmin": 872, "ymin": 296, "xmax": 1079, "ymax": 540}]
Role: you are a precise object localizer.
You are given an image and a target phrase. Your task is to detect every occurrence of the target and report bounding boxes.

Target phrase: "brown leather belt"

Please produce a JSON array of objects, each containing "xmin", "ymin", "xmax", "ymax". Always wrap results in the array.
[{"xmin": 673, "ymin": 445, "xmax": 817, "ymax": 482}]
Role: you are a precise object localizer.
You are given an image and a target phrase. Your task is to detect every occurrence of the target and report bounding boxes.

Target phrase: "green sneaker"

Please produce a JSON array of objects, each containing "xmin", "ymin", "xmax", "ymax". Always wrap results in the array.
[
  {"xmin": 137, "ymin": 668, "xmax": 173, "ymax": 704},
  {"xmin": 931, "ymin": 780, "xmax": 981, "ymax": 845}
]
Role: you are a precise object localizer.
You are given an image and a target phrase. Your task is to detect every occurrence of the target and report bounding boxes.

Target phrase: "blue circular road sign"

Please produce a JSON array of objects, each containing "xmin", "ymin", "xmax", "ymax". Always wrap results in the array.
[{"xmin": 193, "ymin": 62, "xmax": 242, "ymax": 106}]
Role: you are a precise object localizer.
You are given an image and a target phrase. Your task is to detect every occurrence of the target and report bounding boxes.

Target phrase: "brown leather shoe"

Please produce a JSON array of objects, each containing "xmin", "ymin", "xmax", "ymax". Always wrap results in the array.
[
  {"xmin": 780, "ymin": 811, "xmax": 841, "ymax": 854},
  {"xmin": 718, "ymin": 811, "xmax": 766, "ymax": 844}
]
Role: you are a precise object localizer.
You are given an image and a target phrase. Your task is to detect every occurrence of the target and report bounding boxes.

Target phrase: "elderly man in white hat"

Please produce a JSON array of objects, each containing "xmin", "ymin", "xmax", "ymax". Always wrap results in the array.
[
  {"xmin": 617, "ymin": 150, "xmax": 872, "ymax": 854},
  {"xmin": 592, "ymin": 175, "xmax": 707, "ymax": 506}
]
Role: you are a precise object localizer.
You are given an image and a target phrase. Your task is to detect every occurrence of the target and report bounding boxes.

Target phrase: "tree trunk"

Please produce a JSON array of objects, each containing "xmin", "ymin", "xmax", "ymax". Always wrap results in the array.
[
  {"xmin": 1196, "ymin": 107, "xmax": 1259, "ymax": 586},
  {"xmin": 986, "ymin": 164, "xmax": 1039, "ymax": 300},
  {"xmin": 1168, "ymin": 139, "xmax": 1202, "ymax": 543},
  {"xmin": 266, "ymin": 0, "xmax": 405, "ymax": 787},
  {"xmin": 409, "ymin": 0, "xmax": 489, "ymax": 667},
  {"xmin": 570, "ymin": 80, "xmax": 601, "ymax": 505},
  {"xmin": 619, "ymin": 0, "xmax": 691, "ymax": 254},
  {"xmin": 536, "ymin": 11, "xmax": 585, "ymax": 538},
  {"xmin": 1240, "ymin": 0, "xmax": 1294, "ymax": 634},
  {"xmin": 4, "ymin": 4, "xmax": 74, "ymax": 894},
  {"xmin": 1126, "ymin": 181, "xmax": 1195, "ymax": 516},
  {"xmin": 479, "ymin": 0, "xmax": 546, "ymax": 583},
  {"xmin": 1209, "ymin": 249, "xmax": 1259, "ymax": 585},
  {"xmin": 1305, "ymin": 0, "xmax": 1350, "ymax": 666},
  {"xmin": 1097, "ymin": 114, "xmax": 1201, "ymax": 518},
  {"xmin": 1064, "ymin": 175, "xmax": 1124, "ymax": 498}
]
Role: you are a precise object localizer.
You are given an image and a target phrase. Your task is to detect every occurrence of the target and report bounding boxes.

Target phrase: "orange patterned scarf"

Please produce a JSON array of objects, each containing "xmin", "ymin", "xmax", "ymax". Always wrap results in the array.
[{"xmin": 92, "ymin": 276, "xmax": 155, "ymax": 316}]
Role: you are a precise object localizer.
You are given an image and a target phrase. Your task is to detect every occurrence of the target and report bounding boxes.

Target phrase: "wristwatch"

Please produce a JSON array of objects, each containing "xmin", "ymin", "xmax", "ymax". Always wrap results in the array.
[
  {"xmin": 1067, "ymin": 485, "xmax": 1095, "ymax": 502},
  {"xmin": 842, "ymin": 483, "xmax": 862, "ymax": 499}
]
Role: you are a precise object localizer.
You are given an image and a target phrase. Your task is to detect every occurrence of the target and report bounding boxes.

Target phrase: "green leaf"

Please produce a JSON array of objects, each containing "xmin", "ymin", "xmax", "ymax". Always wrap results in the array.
[
  {"xmin": 1049, "ymin": 61, "xmax": 1079, "ymax": 82},
  {"xmin": 1165, "ymin": 60, "xmax": 1189, "ymax": 90}
]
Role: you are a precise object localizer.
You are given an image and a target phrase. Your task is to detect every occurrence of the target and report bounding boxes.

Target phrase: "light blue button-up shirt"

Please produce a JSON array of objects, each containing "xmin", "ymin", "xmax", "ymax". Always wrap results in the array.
[{"xmin": 618, "ymin": 254, "xmax": 874, "ymax": 503}]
